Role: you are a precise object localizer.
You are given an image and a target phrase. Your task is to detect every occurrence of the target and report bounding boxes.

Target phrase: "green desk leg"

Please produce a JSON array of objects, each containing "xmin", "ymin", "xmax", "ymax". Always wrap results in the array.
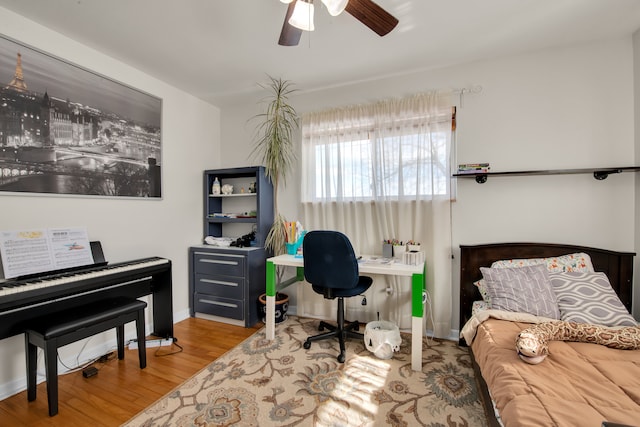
[
  {"xmin": 266, "ymin": 263, "xmax": 303, "ymax": 340},
  {"xmin": 411, "ymin": 264, "xmax": 426, "ymax": 371},
  {"xmin": 411, "ymin": 270, "xmax": 425, "ymax": 318},
  {"xmin": 266, "ymin": 261, "xmax": 276, "ymax": 340}
]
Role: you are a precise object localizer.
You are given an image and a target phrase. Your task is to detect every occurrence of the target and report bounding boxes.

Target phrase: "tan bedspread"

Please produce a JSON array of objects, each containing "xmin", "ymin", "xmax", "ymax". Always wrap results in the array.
[{"xmin": 471, "ymin": 317, "xmax": 640, "ymax": 426}]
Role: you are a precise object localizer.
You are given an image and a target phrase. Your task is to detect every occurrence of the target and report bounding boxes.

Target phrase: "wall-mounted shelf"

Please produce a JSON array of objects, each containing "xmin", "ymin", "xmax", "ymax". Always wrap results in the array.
[{"xmin": 453, "ymin": 166, "xmax": 640, "ymax": 184}]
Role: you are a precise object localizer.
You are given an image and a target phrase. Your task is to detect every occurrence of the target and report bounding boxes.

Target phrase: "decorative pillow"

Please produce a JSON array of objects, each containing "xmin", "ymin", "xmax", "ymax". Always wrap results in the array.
[
  {"xmin": 549, "ymin": 272, "xmax": 637, "ymax": 327},
  {"xmin": 491, "ymin": 252, "xmax": 594, "ymax": 273},
  {"xmin": 473, "ymin": 279, "xmax": 491, "ymax": 304},
  {"xmin": 480, "ymin": 264, "xmax": 560, "ymax": 319},
  {"xmin": 471, "ymin": 300, "xmax": 490, "ymax": 316}
]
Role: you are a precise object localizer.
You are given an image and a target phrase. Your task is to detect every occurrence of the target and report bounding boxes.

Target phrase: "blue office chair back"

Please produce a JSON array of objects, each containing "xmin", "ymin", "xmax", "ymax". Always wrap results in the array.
[{"xmin": 302, "ymin": 230, "xmax": 359, "ymax": 291}]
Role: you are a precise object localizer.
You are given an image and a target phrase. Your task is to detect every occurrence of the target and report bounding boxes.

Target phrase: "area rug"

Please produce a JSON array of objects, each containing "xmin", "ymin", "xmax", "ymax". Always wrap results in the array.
[{"xmin": 123, "ymin": 316, "xmax": 487, "ymax": 427}]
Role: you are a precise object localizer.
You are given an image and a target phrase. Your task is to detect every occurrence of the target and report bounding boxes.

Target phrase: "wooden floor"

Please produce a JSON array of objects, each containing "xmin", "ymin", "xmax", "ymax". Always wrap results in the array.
[{"xmin": 0, "ymin": 317, "xmax": 262, "ymax": 427}]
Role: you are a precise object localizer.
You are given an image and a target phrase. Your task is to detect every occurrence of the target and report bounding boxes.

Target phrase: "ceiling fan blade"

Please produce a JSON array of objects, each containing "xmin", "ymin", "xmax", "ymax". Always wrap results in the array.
[
  {"xmin": 345, "ymin": 0, "xmax": 399, "ymax": 37},
  {"xmin": 278, "ymin": 0, "xmax": 303, "ymax": 46}
]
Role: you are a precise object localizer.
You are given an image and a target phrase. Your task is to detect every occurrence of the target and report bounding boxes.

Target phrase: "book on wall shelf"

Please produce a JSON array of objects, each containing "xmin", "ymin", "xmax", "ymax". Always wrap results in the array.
[{"xmin": 457, "ymin": 163, "xmax": 490, "ymax": 174}]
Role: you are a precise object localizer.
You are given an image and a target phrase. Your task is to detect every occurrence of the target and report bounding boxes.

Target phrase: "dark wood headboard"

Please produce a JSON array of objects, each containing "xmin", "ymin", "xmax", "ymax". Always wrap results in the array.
[{"xmin": 459, "ymin": 242, "xmax": 635, "ymax": 345}]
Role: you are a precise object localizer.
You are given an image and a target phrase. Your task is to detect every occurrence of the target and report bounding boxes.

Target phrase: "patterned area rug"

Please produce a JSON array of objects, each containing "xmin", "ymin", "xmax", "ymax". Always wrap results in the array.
[{"xmin": 123, "ymin": 316, "xmax": 487, "ymax": 427}]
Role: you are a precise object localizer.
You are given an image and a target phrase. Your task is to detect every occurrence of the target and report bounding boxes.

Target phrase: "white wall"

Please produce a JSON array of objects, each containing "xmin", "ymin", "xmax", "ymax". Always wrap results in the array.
[
  {"xmin": 0, "ymin": 7, "xmax": 221, "ymax": 398},
  {"xmin": 221, "ymin": 37, "xmax": 638, "ymax": 330}
]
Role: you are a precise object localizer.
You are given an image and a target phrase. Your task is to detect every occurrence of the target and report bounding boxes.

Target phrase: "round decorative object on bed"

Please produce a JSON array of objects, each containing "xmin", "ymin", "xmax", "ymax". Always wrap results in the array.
[{"xmin": 515, "ymin": 321, "xmax": 640, "ymax": 364}]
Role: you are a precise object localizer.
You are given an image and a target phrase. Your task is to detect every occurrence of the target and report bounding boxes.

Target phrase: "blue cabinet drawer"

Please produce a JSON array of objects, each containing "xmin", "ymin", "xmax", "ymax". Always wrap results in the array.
[
  {"xmin": 194, "ymin": 274, "xmax": 243, "ymax": 300},
  {"xmin": 193, "ymin": 251, "xmax": 245, "ymax": 277},
  {"xmin": 194, "ymin": 293, "xmax": 244, "ymax": 320}
]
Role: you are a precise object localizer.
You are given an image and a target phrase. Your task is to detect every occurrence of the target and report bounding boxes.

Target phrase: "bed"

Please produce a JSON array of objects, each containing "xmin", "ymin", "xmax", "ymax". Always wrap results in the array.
[{"xmin": 458, "ymin": 242, "xmax": 640, "ymax": 427}]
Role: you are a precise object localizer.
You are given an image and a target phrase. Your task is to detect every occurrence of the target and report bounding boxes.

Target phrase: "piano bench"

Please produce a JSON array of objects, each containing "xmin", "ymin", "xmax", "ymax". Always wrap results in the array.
[{"xmin": 24, "ymin": 297, "xmax": 148, "ymax": 417}]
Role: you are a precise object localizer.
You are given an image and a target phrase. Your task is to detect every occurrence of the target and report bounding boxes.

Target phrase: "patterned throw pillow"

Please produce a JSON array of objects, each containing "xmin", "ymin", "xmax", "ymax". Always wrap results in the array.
[
  {"xmin": 473, "ymin": 279, "xmax": 491, "ymax": 304},
  {"xmin": 480, "ymin": 264, "xmax": 560, "ymax": 319},
  {"xmin": 471, "ymin": 300, "xmax": 490, "ymax": 316},
  {"xmin": 549, "ymin": 272, "xmax": 637, "ymax": 327},
  {"xmin": 491, "ymin": 252, "xmax": 594, "ymax": 273}
]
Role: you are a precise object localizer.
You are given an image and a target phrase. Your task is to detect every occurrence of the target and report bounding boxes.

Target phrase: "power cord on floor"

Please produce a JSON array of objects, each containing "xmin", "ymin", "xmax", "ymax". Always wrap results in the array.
[
  {"xmin": 423, "ymin": 289, "xmax": 435, "ymax": 347},
  {"xmin": 150, "ymin": 336, "xmax": 183, "ymax": 357},
  {"xmin": 50, "ymin": 336, "xmax": 183, "ymax": 379},
  {"xmin": 55, "ymin": 347, "xmax": 117, "ymax": 377},
  {"xmin": 57, "ymin": 353, "xmax": 91, "ymax": 374}
]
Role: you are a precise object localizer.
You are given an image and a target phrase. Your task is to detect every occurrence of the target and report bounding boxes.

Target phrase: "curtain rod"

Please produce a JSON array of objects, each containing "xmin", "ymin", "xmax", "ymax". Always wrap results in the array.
[{"xmin": 451, "ymin": 85, "xmax": 482, "ymax": 108}]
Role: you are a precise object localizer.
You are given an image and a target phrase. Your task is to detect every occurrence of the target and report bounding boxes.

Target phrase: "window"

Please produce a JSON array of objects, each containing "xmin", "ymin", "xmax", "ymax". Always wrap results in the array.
[{"xmin": 301, "ymin": 93, "xmax": 454, "ymax": 203}]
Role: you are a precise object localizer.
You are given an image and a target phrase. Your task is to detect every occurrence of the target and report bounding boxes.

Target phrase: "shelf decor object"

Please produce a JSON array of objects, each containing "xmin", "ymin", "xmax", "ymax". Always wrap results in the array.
[{"xmin": 453, "ymin": 166, "xmax": 640, "ymax": 184}]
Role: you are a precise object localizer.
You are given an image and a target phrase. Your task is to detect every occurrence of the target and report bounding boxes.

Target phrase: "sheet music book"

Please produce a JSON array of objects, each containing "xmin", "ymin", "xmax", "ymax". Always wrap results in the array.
[{"xmin": 0, "ymin": 227, "xmax": 94, "ymax": 279}]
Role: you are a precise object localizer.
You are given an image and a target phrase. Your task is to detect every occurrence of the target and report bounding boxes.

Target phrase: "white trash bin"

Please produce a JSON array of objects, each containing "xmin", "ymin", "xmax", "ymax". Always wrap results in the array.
[{"xmin": 364, "ymin": 320, "xmax": 401, "ymax": 359}]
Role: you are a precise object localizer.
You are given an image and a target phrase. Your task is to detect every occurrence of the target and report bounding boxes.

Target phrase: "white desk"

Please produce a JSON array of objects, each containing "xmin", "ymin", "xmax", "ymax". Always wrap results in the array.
[{"xmin": 265, "ymin": 254, "xmax": 426, "ymax": 371}]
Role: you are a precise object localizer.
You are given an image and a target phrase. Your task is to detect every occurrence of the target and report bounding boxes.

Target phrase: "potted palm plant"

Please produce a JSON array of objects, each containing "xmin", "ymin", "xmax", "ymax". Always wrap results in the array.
[
  {"xmin": 250, "ymin": 76, "xmax": 299, "ymax": 321},
  {"xmin": 250, "ymin": 75, "xmax": 299, "ymax": 256}
]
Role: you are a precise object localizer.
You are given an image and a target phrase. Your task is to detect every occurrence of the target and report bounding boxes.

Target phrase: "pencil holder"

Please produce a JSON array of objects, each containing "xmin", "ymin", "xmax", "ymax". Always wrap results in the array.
[
  {"xmin": 382, "ymin": 243, "xmax": 393, "ymax": 258},
  {"xmin": 393, "ymin": 244, "xmax": 406, "ymax": 257},
  {"xmin": 286, "ymin": 233, "xmax": 305, "ymax": 255}
]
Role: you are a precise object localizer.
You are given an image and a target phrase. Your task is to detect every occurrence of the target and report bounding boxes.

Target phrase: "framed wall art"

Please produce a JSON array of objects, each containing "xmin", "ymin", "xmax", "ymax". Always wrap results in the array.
[{"xmin": 0, "ymin": 34, "xmax": 162, "ymax": 198}]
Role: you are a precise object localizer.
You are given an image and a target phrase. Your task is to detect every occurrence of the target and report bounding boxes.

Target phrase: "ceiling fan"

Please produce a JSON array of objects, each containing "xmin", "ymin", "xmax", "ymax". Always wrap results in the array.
[{"xmin": 278, "ymin": 0, "xmax": 399, "ymax": 46}]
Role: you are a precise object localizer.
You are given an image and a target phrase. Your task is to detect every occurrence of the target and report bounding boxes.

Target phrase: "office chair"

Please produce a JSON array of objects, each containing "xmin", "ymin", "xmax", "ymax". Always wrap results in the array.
[{"xmin": 302, "ymin": 230, "xmax": 373, "ymax": 363}]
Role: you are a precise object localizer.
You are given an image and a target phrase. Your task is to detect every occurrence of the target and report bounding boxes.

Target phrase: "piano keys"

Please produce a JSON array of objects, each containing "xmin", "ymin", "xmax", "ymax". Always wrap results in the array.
[{"xmin": 0, "ymin": 242, "xmax": 173, "ymax": 341}]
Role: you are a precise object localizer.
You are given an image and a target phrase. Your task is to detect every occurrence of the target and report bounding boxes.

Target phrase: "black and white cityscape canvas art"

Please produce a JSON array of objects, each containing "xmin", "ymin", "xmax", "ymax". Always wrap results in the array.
[{"xmin": 0, "ymin": 35, "xmax": 162, "ymax": 198}]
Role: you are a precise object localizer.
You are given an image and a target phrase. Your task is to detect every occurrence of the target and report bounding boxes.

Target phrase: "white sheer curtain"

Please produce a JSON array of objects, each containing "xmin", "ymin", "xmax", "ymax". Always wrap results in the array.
[{"xmin": 299, "ymin": 92, "xmax": 454, "ymax": 338}]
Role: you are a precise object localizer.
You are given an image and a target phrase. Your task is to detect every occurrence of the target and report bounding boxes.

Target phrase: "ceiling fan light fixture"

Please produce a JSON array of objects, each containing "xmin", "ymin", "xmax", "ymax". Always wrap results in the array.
[
  {"xmin": 321, "ymin": 0, "xmax": 348, "ymax": 16},
  {"xmin": 289, "ymin": 0, "xmax": 315, "ymax": 31},
  {"xmin": 280, "ymin": 0, "xmax": 294, "ymax": 3}
]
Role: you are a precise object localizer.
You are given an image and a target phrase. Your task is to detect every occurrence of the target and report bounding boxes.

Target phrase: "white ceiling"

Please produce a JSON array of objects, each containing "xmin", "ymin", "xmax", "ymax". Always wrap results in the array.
[{"xmin": 1, "ymin": 0, "xmax": 640, "ymax": 107}]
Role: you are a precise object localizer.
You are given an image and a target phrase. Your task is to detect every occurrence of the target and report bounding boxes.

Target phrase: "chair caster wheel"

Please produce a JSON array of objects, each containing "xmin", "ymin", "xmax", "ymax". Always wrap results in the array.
[
  {"xmin": 318, "ymin": 325, "xmax": 324, "ymax": 331},
  {"xmin": 337, "ymin": 353, "xmax": 345, "ymax": 363},
  {"xmin": 303, "ymin": 340, "xmax": 311, "ymax": 349},
  {"xmin": 353, "ymin": 324, "xmax": 359, "ymax": 331}
]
